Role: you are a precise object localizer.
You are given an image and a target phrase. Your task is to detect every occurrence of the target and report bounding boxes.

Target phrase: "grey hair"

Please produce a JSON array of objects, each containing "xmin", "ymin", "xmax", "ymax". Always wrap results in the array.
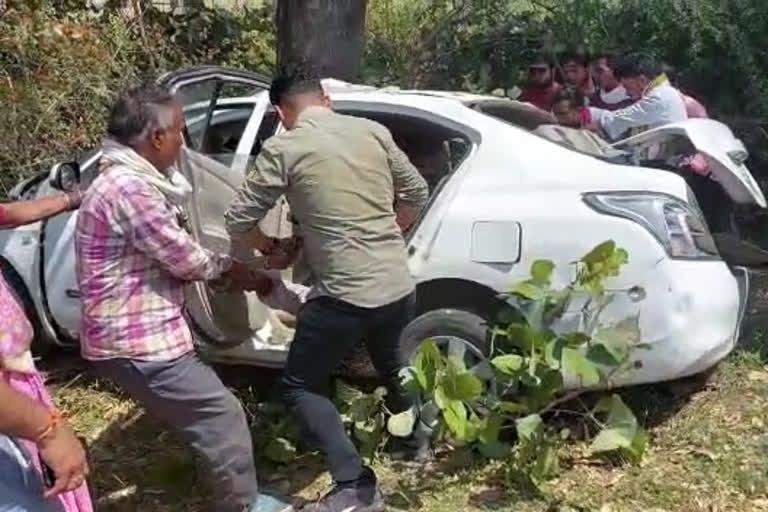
[{"xmin": 107, "ymin": 82, "xmax": 179, "ymax": 147}]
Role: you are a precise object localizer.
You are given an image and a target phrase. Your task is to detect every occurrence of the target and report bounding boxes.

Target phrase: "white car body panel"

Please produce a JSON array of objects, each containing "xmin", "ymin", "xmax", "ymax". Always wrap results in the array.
[{"xmin": 0, "ymin": 70, "xmax": 755, "ymax": 390}]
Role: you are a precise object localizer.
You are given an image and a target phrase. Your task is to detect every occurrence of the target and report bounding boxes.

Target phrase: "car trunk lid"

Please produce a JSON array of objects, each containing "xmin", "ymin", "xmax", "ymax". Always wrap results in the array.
[{"xmin": 612, "ymin": 119, "xmax": 767, "ymax": 207}]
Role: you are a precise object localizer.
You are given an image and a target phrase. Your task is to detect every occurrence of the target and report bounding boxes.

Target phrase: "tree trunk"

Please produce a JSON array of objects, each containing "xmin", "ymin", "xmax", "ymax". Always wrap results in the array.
[{"xmin": 277, "ymin": 0, "xmax": 369, "ymax": 81}]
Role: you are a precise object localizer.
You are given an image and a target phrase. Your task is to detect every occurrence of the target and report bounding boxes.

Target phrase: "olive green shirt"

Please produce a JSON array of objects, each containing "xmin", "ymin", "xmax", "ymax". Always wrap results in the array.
[{"xmin": 225, "ymin": 106, "xmax": 429, "ymax": 308}]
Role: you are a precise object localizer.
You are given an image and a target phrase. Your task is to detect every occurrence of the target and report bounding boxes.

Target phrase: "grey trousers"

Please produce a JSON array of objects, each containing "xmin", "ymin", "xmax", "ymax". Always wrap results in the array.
[{"xmin": 91, "ymin": 352, "xmax": 258, "ymax": 512}]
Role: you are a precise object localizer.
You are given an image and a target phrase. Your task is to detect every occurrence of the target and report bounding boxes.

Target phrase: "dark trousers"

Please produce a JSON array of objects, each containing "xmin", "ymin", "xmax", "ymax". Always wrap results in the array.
[
  {"xmin": 91, "ymin": 352, "xmax": 259, "ymax": 512},
  {"xmin": 280, "ymin": 293, "xmax": 415, "ymax": 483}
]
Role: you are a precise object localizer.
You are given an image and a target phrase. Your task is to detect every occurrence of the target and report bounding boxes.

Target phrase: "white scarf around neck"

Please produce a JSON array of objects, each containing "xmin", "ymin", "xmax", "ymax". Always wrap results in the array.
[{"xmin": 100, "ymin": 138, "xmax": 192, "ymax": 206}]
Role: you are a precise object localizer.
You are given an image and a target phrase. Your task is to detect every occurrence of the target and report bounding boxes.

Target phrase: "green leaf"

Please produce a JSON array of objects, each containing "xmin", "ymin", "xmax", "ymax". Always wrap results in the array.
[
  {"xmin": 491, "ymin": 354, "xmax": 524, "ymax": 375},
  {"xmin": 348, "ymin": 393, "xmax": 382, "ymax": 423},
  {"xmin": 442, "ymin": 369, "xmax": 484, "ymax": 402},
  {"xmin": 263, "ymin": 437, "xmax": 297, "ymax": 463},
  {"xmin": 515, "ymin": 413, "xmax": 543, "ymax": 441},
  {"xmin": 506, "ymin": 323, "xmax": 536, "ymax": 353},
  {"xmin": 434, "ymin": 385, "xmax": 448, "ymax": 410},
  {"xmin": 510, "ymin": 281, "xmax": 546, "ymax": 301},
  {"xmin": 530, "ymin": 259, "xmax": 555, "ymax": 285},
  {"xmin": 354, "ymin": 414, "xmax": 385, "ymax": 451},
  {"xmin": 498, "ymin": 401, "xmax": 528, "ymax": 414},
  {"xmin": 561, "ymin": 347, "xmax": 601, "ymax": 387},
  {"xmin": 543, "ymin": 289, "xmax": 572, "ymax": 324},
  {"xmin": 335, "ymin": 380, "xmax": 363, "ymax": 403},
  {"xmin": 586, "ymin": 343, "xmax": 622, "ymax": 368},
  {"xmin": 522, "ymin": 368, "xmax": 563, "ymax": 411},
  {"xmin": 581, "ymin": 240, "xmax": 616, "ymax": 266},
  {"xmin": 544, "ymin": 338, "xmax": 565, "ymax": 368},
  {"xmin": 413, "ymin": 339, "xmax": 443, "ymax": 392},
  {"xmin": 478, "ymin": 413, "xmax": 503, "ymax": 445},
  {"xmin": 591, "ymin": 394, "xmax": 647, "ymax": 463},
  {"xmin": 533, "ymin": 440, "xmax": 560, "ymax": 482},
  {"xmin": 561, "ymin": 332, "xmax": 590, "ymax": 347},
  {"xmin": 628, "ymin": 427, "xmax": 649, "ymax": 463},
  {"xmin": 443, "ymin": 399, "xmax": 469, "ymax": 440},
  {"xmin": 387, "ymin": 407, "xmax": 416, "ymax": 438}
]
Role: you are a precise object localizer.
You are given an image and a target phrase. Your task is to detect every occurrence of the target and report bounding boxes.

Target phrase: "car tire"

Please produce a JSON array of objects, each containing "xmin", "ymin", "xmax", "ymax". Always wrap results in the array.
[
  {"xmin": 337, "ymin": 308, "xmax": 491, "ymax": 380},
  {"xmin": 0, "ymin": 260, "xmax": 50, "ymax": 357},
  {"xmin": 399, "ymin": 308, "xmax": 490, "ymax": 362}
]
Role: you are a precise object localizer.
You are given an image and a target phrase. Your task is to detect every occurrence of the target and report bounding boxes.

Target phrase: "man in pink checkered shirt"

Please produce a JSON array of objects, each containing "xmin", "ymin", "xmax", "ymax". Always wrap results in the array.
[{"xmin": 75, "ymin": 83, "xmax": 295, "ymax": 512}]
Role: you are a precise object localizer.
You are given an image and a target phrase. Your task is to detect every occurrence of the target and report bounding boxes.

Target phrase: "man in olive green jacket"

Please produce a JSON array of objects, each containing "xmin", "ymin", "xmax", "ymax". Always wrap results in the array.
[{"xmin": 225, "ymin": 69, "xmax": 429, "ymax": 512}]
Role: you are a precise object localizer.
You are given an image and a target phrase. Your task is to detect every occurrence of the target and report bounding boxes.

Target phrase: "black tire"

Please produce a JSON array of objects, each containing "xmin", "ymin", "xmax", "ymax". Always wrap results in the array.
[
  {"xmin": 0, "ymin": 259, "xmax": 50, "ymax": 357},
  {"xmin": 337, "ymin": 308, "xmax": 490, "ymax": 380},
  {"xmin": 399, "ymin": 308, "xmax": 490, "ymax": 363}
]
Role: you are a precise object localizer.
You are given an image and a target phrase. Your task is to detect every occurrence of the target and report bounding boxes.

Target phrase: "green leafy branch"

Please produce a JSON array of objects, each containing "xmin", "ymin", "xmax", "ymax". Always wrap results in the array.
[{"xmin": 392, "ymin": 240, "xmax": 651, "ymax": 493}]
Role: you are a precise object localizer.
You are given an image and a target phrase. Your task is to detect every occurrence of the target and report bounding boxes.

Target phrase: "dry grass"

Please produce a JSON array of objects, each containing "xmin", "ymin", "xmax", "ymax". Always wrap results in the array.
[{"xmin": 48, "ymin": 327, "xmax": 768, "ymax": 512}]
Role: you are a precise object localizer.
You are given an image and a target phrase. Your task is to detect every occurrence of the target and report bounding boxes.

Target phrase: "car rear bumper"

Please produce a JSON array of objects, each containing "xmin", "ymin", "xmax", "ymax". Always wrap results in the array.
[{"xmin": 569, "ymin": 259, "xmax": 746, "ymax": 389}]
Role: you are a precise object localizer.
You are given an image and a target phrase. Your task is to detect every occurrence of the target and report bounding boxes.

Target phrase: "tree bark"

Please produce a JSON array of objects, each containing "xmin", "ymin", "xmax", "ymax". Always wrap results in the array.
[{"xmin": 277, "ymin": 0, "xmax": 369, "ymax": 81}]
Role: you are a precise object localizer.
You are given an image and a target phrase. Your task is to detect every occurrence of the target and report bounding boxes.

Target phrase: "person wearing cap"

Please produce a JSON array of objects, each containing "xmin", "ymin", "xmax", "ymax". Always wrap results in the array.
[{"xmin": 519, "ymin": 56, "xmax": 562, "ymax": 112}]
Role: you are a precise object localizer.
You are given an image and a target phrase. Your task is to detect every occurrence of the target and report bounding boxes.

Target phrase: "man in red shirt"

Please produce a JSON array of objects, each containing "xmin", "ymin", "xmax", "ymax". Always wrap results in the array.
[
  {"xmin": 519, "ymin": 55, "xmax": 561, "ymax": 112},
  {"xmin": 561, "ymin": 49, "xmax": 596, "ymax": 100}
]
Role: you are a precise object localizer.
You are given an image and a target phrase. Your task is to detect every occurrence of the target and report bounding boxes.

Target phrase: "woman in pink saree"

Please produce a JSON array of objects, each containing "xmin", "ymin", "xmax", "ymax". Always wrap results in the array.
[{"xmin": 0, "ymin": 192, "xmax": 93, "ymax": 512}]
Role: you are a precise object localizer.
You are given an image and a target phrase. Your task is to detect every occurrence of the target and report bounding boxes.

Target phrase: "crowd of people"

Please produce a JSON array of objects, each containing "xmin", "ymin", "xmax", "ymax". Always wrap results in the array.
[
  {"xmin": 1, "ymin": 70, "xmax": 430, "ymax": 512},
  {"xmin": 519, "ymin": 50, "xmax": 709, "ymax": 143}
]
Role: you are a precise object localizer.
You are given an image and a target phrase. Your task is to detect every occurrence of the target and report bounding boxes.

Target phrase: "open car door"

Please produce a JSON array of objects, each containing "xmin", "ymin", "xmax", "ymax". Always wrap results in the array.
[{"xmin": 162, "ymin": 67, "xmax": 293, "ymax": 355}]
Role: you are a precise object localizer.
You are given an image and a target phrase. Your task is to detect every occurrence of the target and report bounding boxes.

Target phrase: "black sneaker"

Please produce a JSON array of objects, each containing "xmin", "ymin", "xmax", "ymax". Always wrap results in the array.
[{"xmin": 301, "ymin": 468, "xmax": 385, "ymax": 512}]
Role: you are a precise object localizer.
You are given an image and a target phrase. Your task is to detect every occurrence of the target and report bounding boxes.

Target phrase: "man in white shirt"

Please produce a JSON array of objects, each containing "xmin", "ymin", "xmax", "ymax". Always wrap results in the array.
[
  {"xmin": 592, "ymin": 54, "xmax": 687, "ymax": 141},
  {"xmin": 589, "ymin": 52, "xmax": 635, "ymax": 111}
]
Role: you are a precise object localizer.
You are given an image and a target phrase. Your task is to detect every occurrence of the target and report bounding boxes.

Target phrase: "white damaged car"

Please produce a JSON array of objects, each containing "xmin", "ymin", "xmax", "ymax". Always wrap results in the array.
[{"xmin": 0, "ymin": 66, "xmax": 761, "ymax": 389}]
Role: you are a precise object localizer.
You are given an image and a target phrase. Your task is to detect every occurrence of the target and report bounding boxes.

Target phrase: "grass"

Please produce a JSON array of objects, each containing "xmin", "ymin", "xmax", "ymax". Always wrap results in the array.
[{"xmin": 48, "ymin": 327, "xmax": 768, "ymax": 512}]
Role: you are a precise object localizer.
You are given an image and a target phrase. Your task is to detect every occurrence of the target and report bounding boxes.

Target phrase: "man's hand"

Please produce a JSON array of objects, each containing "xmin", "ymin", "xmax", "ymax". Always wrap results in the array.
[
  {"xmin": 224, "ymin": 261, "xmax": 275, "ymax": 295},
  {"xmin": 237, "ymin": 228, "xmax": 278, "ymax": 254},
  {"xmin": 265, "ymin": 237, "xmax": 303, "ymax": 270},
  {"xmin": 395, "ymin": 204, "xmax": 422, "ymax": 233},
  {"xmin": 38, "ymin": 423, "xmax": 89, "ymax": 497}
]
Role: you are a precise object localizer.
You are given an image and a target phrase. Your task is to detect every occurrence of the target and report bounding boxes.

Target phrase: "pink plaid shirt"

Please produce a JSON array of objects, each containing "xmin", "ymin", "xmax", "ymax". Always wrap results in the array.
[{"xmin": 75, "ymin": 166, "xmax": 230, "ymax": 361}]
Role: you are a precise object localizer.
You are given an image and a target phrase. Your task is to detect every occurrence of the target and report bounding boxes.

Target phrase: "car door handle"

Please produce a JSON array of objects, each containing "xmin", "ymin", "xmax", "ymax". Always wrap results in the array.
[{"xmin": 65, "ymin": 289, "xmax": 81, "ymax": 299}]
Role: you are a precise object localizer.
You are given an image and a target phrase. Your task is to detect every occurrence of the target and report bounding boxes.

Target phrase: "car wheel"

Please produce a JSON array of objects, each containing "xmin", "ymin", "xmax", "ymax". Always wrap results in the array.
[
  {"xmin": 338, "ymin": 308, "xmax": 493, "ymax": 382},
  {"xmin": 400, "ymin": 308, "xmax": 493, "ymax": 382}
]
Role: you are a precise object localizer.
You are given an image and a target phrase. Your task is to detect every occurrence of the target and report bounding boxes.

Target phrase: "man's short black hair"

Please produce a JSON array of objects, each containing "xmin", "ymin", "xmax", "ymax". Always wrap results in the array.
[
  {"xmin": 560, "ymin": 48, "xmax": 590, "ymax": 68},
  {"xmin": 269, "ymin": 67, "xmax": 323, "ymax": 106},
  {"xmin": 529, "ymin": 53, "xmax": 553, "ymax": 69},
  {"xmin": 592, "ymin": 50, "xmax": 619, "ymax": 66},
  {"xmin": 107, "ymin": 82, "xmax": 177, "ymax": 147},
  {"xmin": 553, "ymin": 86, "xmax": 584, "ymax": 107},
  {"xmin": 613, "ymin": 54, "xmax": 662, "ymax": 80}
]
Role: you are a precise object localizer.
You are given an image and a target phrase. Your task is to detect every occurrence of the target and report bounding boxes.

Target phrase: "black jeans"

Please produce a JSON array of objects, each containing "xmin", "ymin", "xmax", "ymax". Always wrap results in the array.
[{"xmin": 280, "ymin": 293, "xmax": 415, "ymax": 483}]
